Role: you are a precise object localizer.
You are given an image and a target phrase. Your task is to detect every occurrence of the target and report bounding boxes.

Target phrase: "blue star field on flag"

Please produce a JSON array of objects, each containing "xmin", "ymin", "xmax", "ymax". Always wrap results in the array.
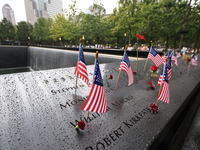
[
  {"xmin": 79, "ymin": 44, "xmax": 86, "ymax": 63},
  {"xmin": 93, "ymin": 60, "xmax": 103, "ymax": 86}
]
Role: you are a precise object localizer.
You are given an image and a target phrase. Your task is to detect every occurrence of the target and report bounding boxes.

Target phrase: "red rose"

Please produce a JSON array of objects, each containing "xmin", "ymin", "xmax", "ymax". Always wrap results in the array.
[
  {"xmin": 187, "ymin": 58, "xmax": 191, "ymax": 62},
  {"xmin": 77, "ymin": 121, "xmax": 86, "ymax": 130},
  {"xmin": 148, "ymin": 103, "xmax": 159, "ymax": 113},
  {"xmin": 150, "ymin": 66, "xmax": 158, "ymax": 72},
  {"xmin": 136, "ymin": 34, "xmax": 146, "ymax": 40},
  {"xmin": 133, "ymin": 71, "xmax": 137, "ymax": 74},
  {"xmin": 148, "ymin": 82, "xmax": 155, "ymax": 89},
  {"xmin": 108, "ymin": 74, "xmax": 113, "ymax": 79}
]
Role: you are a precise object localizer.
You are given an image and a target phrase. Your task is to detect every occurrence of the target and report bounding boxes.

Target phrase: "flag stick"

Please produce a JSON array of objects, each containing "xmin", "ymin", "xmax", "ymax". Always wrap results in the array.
[
  {"xmin": 136, "ymin": 39, "xmax": 139, "ymax": 72},
  {"xmin": 115, "ymin": 46, "xmax": 128, "ymax": 90},
  {"xmin": 87, "ymin": 111, "xmax": 90, "ymax": 118},
  {"xmin": 75, "ymin": 38, "xmax": 83, "ymax": 88},
  {"xmin": 75, "ymin": 72, "xmax": 78, "ymax": 87},
  {"xmin": 188, "ymin": 63, "xmax": 191, "ymax": 69},
  {"xmin": 114, "ymin": 70, "xmax": 121, "ymax": 90},
  {"xmin": 143, "ymin": 59, "xmax": 148, "ymax": 71},
  {"xmin": 95, "ymin": 51, "xmax": 98, "ymax": 59},
  {"xmin": 188, "ymin": 55, "xmax": 191, "ymax": 69},
  {"xmin": 144, "ymin": 45, "xmax": 153, "ymax": 71},
  {"xmin": 156, "ymin": 84, "xmax": 163, "ymax": 105},
  {"xmin": 136, "ymin": 48, "xmax": 139, "ymax": 72},
  {"xmin": 87, "ymin": 51, "xmax": 99, "ymax": 118}
]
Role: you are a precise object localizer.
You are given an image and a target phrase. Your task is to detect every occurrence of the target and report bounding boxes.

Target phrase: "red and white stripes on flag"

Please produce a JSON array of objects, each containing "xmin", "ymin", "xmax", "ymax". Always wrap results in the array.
[
  {"xmin": 81, "ymin": 59, "xmax": 107, "ymax": 113},
  {"xmin": 147, "ymin": 47, "xmax": 164, "ymax": 67},
  {"xmin": 176, "ymin": 52, "xmax": 181, "ymax": 58},
  {"xmin": 162, "ymin": 50, "xmax": 171, "ymax": 64},
  {"xmin": 118, "ymin": 51, "xmax": 134, "ymax": 86},
  {"xmin": 157, "ymin": 81, "xmax": 170, "ymax": 104},
  {"xmin": 81, "ymin": 84, "xmax": 107, "ymax": 113},
  {"xmin": 157, "ymin": 74, "xmax": 164, "ymax": 86},
  {"xmin": 74, "ymin": 44, "xmax": 90, "ymax": 86},
  {"xmin": 172, "ymin": 51, "xmax": 178, "ymax": 67},
  {"xmin": 191, "ymin": 58, "xmax": 198, "ymax": 66},
  {"xmin": 167, "ymin": 69, "xmax": 172, "ymax": 81},
  {"xmin": 191, "ymin": 55, "xmax": 198, "ymax": 66},
  {"xmin": 157, "ymin": 62, "xmax": 170, "ymax": 104},
  {"xmin": 167, "ymin": 56, "xmax": 172, "ymax": 81},
  {"xmin": 74, "ymin": 61, "xmax": 89, "ymax": 85},
  {"xmin": 158, "ymin": 59, "xmax": 172, "ymax": 86}
]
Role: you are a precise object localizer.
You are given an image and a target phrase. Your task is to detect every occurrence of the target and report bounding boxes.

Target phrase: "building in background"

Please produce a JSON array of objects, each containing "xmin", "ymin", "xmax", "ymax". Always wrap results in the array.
[
  {"xmin": 2, "ymin": 4, "xmax": 16, "ymax": 25},
  {"xmin": 24, "ymin": 0, "xmax": 63, "ymax": 25}
]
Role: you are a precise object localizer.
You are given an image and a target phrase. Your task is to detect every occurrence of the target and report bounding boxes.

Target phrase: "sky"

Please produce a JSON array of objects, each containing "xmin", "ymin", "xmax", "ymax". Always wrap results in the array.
[{"xmin": 0, "ymin": 0, "xmax": 118, "ymax": 24}]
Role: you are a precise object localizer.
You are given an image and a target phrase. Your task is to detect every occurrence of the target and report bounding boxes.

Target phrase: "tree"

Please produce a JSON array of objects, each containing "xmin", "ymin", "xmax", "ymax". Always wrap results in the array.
[
  {"xmin": 114, "ymin": 0, "xmax": 140, "ymax": 45},
  {"xmin": 32, "ymin": 17, "xmax": 52, "ymax": 45},
  {"xmin": 156, "ymin": 0, "xmax": 180, "ymax": 49},
  {"xmin": 62, "ymin": 0, "xmax": 83, "ymax": 45},
  {"xmin": 177, "ymin": 0, "xmax": 193, "ymax": 50},
  {"xmin": 78, "ymin": 1, "xmax": 108, "ymax": 47},
  {"xmin": 0, "ymin": 18, "xmax": 15, "ymax": 43},
  {"xmin": 183, "ymin": 0, "xmax": 200, "ymax": 52},
  {"xmin": 50, "ymin": 14, "xmax": 74, "ymax": 45},
  {"xmin": 16, "ymin": 21, "xmax": 33, "ymax": 44}
]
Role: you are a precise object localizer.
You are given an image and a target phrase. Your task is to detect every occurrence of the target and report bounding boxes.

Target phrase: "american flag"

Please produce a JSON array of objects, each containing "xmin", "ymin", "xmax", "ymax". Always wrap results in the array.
[
  {"xmin": 157, "ymin": 63, "xmax": 165, "ymax": 86},
  {"xmin": 163, "ymin": 50, "xmax": 171, "ymax": 64},
  {"xmin": 158, "ymin": 58, "xmax": 172, "ymax": 86},
  {"xmin": 176, "ymin": 52, "xmax": 181, "ymax": 58},
  {"xmin": 157, "ymin": 63, "xmax": 170, "ymax": 104},
  {"xmin": 74, "ymin": 44, "xmax": 90, "ymax": 86},
  {"xmin": 167, "ymin": 56, "xmax": 172, "ymax": 81},
  {"xmin": 172, "ymin": 51, "xmax": 178, "ymax": 66},
  {"xmin": 191, "ymin": 54, "xmax": 198, "ymax": 66},
  {"xmin": 118, "ymin": 51, "xmax": 134, "ymax": 86},
  {"xmin": 81, "ymin": 59, "xmax": 107, "ymax": 113},
  {"xmin": 147, "ymin": 47, "xmax": 164, "ymax": 67}
]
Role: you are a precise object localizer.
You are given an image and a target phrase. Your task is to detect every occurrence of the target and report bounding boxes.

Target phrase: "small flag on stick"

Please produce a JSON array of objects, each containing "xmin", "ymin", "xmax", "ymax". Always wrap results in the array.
[
  {"xmin": 147, "ymin": 47, "xmax": 164, "ymax": 67},
  {"xmin": 167, "ymin": 56, "xmax": 172, "ymax": 81},
  {"xmin": 157, "ymin": 63, "xmax": 170, "ymax": 104},
  {"xmin": 190, "ymin": 54, "xmax": 198, "ymax": 66},
  {"xmin": 163, "ymin": 50, "xmax": 171, "ymax": 64},
  {"xmin": 81, "ymin": 51, "xmax": 107, "ymax": 113},
  {"xmin": 118, "ymin": 50, "xmax": 134, "ymax": 86},
  {"xmin": 158, "ymin": 57, "xmax": 172, "ymax": 85},
  {"xmin": 74, "ymin": 43, "xmax": 90, "ymax": 86},
  {"xmin": 172, "ymin": 51, "xmax": 178, "ymax": 66}
]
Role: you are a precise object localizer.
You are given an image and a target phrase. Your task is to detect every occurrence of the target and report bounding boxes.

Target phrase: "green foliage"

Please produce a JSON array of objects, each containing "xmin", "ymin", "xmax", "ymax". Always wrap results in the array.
[
  {"xmin": 16, "ymin": 21, "xmax": 33, "ymax": 42},
  {"xmin": 50, "ymin": 14, "xmax": 75, "ymax": 41},
  {"xmin": 0, "ymin": 0, "xmax": 199, "ymax": 49},
  {"xmin": 0, "ymin": 18, "xmax": 15, "ymax": 42},
  {"xmin": 32, "ymin": 17, "xmax": 52, "ymax": 43}
]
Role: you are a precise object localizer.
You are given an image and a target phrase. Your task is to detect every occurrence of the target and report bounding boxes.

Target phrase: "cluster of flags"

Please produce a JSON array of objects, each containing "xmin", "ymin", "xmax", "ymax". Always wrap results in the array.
[
  {"xmin": 74, "ymin": 44, "xmax": 107, "ymax": 113},
  {"xmin": 81, "ymin": 58, "xmax": 107, "ymax": 113},
  {"xmin": 147, "ymin": 47, "xmax": 171, "ymax": 104},
  {"xmin": 74, "ymin": 44, "xmax": 198, "ymax": 113},
  {"xmin": 74, "ymin": 44, "xmax": 134, "ymax": 114},
  {"xmin": 147, "ymin": 47, "xmax": 198, "ymax": 105},
  {"xmin": 157, "ymin": 58, "xmax": 171, "ymax": 103}
]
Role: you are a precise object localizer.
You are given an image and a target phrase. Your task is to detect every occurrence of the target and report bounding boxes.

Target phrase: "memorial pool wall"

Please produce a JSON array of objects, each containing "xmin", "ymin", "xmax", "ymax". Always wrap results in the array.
[{"xmin": 0, "ymin": 46, "xmax": 122, "ymax": 72}]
